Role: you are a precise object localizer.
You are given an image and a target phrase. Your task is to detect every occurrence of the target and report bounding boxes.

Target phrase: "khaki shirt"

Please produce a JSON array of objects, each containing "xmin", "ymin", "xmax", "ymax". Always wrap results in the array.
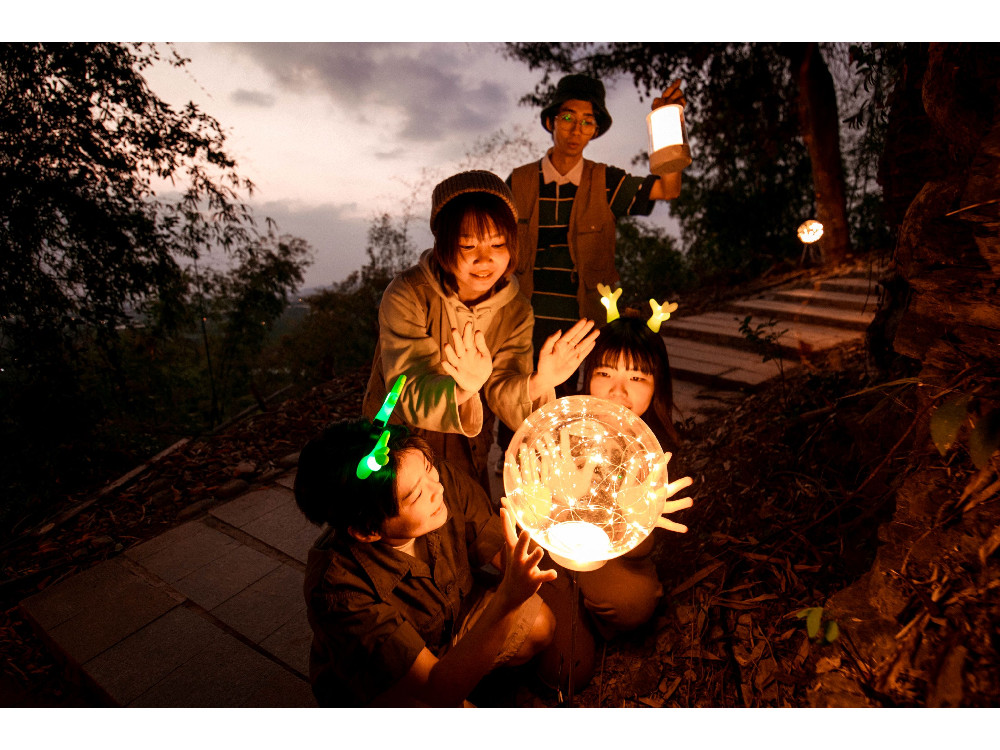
[{"xmin": 302, "ymin": 460, "xmax": 505, "ymax": 706}]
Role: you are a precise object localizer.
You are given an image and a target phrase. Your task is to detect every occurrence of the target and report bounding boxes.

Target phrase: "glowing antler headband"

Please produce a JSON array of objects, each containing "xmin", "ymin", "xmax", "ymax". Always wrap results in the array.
[
  {"xmin": 647, "ymin": 299, "xmax": 678, "ymax": 333},
  {"xmin": 596, "ymin": 286, "xmax": 679, "ymax": 332},
  {"xmin": 356, "ymin": 374, "xmax": 407, "ymax": 480},
  {"xmin": 597, "ymin": 283, "xmax": 622, "ymax": 323}
]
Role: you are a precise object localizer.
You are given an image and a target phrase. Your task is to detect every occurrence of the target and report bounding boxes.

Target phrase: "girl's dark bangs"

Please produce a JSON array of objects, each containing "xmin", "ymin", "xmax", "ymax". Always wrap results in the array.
[{"xmin": 595, "ymin": 341, "xmax": 658, "ymax": 375}]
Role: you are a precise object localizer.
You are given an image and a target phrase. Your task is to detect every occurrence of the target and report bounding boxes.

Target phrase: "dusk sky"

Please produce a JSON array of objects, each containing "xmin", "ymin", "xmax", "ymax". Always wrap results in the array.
[
  {"xmin": 12, "ymin": 7, "xmax": 961, "ymax": 294},
  {"xmin": 142, "ymin": 41, "xmax": 685, "ymax": 291}
]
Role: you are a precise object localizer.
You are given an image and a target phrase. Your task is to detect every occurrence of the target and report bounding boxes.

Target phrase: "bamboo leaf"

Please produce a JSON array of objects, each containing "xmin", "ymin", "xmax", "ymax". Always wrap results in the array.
[
  {"xmin": 930, "ymin": 393, "xmax": 972, "ymax": 456},
  {"xmin": 969, "ymin": 408, "xmax": 1000, "ymax": 469},
  {"xmin": 806, "ymin": 607, "xmax": 823, "ymax": 638},
  {"xmin": 842, "ymin": 377, "xmax": 921, "ymax": 400},
  {"xmin": 824, "ymin": 620, "xmax": 840, "ymax": 643}
]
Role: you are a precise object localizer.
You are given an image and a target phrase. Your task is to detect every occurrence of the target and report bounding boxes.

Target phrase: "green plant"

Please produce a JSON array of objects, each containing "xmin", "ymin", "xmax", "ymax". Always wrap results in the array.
[
  {"xmin": 737, "ymin": 314, "xmax": 789, "ymax": 402},
  {"xmin": 930, "ymin": 389, "xmax": 1000, "ymax": 469},
  {"xmin": 796, "ymin": 606, "xmax": 840, "ymax": 643}
]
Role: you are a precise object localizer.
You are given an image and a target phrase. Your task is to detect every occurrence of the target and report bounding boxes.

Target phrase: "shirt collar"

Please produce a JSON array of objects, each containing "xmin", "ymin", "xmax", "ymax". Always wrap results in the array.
[
  {"xmin": 542, "ymin": 151, "xmax": 583, "ymax": 186},
  {"xmin": 351, "ymin": 533, "xmax": 435, "ymax": 600}
]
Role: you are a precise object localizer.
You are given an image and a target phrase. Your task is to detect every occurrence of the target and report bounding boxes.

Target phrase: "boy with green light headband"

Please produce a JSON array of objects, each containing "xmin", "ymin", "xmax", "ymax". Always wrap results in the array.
[{"xmin": 295, "ymin": 415, "xmax": 558, "ymax": 707}]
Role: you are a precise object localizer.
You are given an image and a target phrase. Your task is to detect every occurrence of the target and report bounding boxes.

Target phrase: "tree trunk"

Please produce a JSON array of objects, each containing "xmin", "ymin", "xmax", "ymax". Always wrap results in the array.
[
  {"xmin": 809, "ymin": 42, "xmax": 1000, "ymax": 708},
  {"xmin": 788, "ymin": 43, "xmax": 852, "ymax": 266}
]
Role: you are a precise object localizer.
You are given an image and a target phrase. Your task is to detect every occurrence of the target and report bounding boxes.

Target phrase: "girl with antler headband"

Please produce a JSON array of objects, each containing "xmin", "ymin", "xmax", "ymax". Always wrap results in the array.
[{"xmin": 534, "ymin": 290, "xmax": 691, "ymax": 691}]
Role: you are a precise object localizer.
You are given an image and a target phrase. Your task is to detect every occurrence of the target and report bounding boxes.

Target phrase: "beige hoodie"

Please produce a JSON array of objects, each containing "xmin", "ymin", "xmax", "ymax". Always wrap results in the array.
[{"xmin": 362, "ymin": 250, "xmax": 554, "ymax": 480}]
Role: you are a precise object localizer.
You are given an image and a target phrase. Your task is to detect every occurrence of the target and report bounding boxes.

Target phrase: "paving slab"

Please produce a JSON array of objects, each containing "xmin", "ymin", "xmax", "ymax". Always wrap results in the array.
[
  {"xmin": 83, "ymin": 604, "xmax": 228, "ymax": 705},
  {"xmin": 127, "ymin": 625, "xmax": 313, "ymax": 707},
  {"xmin": 209, "ymin": 486, "xmax": 294, "ymax": 529},
  {"xmin": 260, "ymin": 611, "xmax": 313, "ymax": 677},
  {"xmin": 124, "ymin": 519, "xmax": 242, "ymax": 584},
  {"xmin": 20, "ymin": 559, "xmax": 183, "ymax": 666},
  {"xmin": 664, "ymin": 335, "xmax": 795, "ymax": 389},
  {"xmin": 237, "ymin": 497, "xmax": 318, "ymax": 564},
  {"xmin": 171, "ymin": 543, "xmax": 282, "ymax": 610},
  {"xmin": 209, "ymin": 562, "xmax": 307, "ymax": 645},
  {"xmin": 817, "ymin": 276, "xmax": 881, "ymax": 295},
  {"xmin": 210, "ymin": 484, "xmax": 316, "ymax": 564},
  {"xmin": 21, "ymin": 473, "xmax": 317, "ymax": 707}
]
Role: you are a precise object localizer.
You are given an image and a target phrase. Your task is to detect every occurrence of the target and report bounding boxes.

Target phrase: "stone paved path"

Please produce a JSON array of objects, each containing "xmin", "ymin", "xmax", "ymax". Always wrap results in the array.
[
  {"xmin": 18, "ymin": 262, "xmax": 883, "ymax": 706},
  {"xmin": 20, "ymin": 474, "xmax": 317, "ymax": 707}
]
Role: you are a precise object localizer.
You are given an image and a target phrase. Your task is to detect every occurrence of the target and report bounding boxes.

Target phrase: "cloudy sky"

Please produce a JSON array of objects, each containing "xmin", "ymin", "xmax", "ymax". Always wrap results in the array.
[
  {"xmin": 14, "ymin": 6, "xmax": 964, "ymax": 293},
  {"xmin": 141, "ymin": 41, "xmax": 684, "ymax": 291}
]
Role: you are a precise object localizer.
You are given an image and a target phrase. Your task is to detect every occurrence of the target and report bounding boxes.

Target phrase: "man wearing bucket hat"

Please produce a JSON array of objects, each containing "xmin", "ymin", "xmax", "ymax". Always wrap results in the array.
[{"xmin": 507, "ymin": 74, "xmax": 686, "ymax": 353}]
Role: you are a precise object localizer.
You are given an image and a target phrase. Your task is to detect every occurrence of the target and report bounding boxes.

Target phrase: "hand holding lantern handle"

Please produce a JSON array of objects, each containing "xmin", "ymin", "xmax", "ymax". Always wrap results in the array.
[{"xmin": 652, "ymin": 78, "xmax": 687, "ymax": 111}]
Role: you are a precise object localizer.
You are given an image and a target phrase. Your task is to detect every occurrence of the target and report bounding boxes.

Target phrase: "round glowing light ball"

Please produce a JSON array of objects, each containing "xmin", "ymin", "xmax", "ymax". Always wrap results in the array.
[
  {"xmin": 503, "ymin": 396, "xmax": 667, "ymax": 572},
  {"xmin": 797, "ymin": 219, "xmax": 824, "ymax": 244}
]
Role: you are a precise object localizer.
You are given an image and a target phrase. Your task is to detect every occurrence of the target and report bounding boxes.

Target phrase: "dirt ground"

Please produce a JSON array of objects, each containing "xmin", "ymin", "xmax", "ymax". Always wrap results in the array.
[{"xmin": 3, "ymin": 310, "xmax": 998, "ymax": 708}]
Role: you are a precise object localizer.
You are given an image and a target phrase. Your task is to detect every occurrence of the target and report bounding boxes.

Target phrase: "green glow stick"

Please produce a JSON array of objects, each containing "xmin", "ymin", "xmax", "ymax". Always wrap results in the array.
[{"xmin": 374, "ymin": 374, "xmax": 407, "ymax": 427}]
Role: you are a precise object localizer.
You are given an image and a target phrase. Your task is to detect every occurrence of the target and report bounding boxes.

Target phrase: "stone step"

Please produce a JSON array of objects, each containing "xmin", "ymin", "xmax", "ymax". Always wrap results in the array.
[
  {"xmin": 663, "ymin": 335, "xmax": 797, "ymax": 391},
  {"xmin": 843, "ymin": 264, "xmax": 888, "ymax": 280},
  {"xmin": 816, "ymin": 276, "xmax": 882, "ymax": 296},
  {"xmin": 722, "ymin": 298, "xmax": 875, "ymax": 332},
  {"xmin": 664, "ymin": 310, "xmax": 863, "ymax": 359},
  {"xmin": 771, "ymin": 287, "xmax": 876, "ymax": 312}
]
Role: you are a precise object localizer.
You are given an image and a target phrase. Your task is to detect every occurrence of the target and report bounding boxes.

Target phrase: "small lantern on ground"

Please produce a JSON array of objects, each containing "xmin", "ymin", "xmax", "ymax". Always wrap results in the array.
[{"xmin": 797, "ymin": 219, "xmax": 824, "ymax": 265}]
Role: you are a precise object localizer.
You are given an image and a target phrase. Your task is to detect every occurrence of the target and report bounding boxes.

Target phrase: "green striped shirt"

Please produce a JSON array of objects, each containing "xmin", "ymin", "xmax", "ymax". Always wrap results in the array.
[{"xmin": 517, "ymin": 161, "xmax": 657, "ymax": 348}]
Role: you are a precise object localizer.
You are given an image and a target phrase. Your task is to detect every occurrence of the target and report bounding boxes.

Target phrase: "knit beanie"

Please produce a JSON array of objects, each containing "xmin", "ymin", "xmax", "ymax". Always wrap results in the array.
[{"xmin": 429, "ymin": 170, "xmax": 517, "ymax": 233}]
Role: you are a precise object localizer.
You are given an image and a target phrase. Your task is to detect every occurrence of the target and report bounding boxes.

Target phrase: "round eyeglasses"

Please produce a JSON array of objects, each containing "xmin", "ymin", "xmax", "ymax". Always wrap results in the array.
[{"xmin": 554, "ymin": 113, "xmax": 597, "ymax": 136}]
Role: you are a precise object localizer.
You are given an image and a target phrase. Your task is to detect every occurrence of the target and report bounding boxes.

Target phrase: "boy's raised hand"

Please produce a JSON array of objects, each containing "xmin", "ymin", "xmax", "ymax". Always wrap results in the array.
[
  {"xmin": 441, "ymin": 321, "xmax": 493, "ymax": 395},
  {"xmin": 535, "ymin": 318, "xmax": 600, "ymax": 391},
  {"xmin": 497, "ymin": 499, "xmax": 557, "ymax": 609}
]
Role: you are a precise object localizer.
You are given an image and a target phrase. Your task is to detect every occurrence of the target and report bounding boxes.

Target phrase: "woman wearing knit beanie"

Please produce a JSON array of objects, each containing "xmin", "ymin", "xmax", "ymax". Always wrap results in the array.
[{"xmin": 361, "ymin": 170, "xmax": 599, "ymax": 494}]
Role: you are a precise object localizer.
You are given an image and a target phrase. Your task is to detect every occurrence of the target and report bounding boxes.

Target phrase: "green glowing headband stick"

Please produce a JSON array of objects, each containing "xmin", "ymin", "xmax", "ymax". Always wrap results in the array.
[
  {"xmin": 356, "ymin": 374, "xmax": 407, "ymax": 480},
  {"xmin": 356, "ymin": 430, "xmax": 391, "ymax": 480},
  {"xmin": 373, "ymin": 374, "xmax": 407, "ymax": 427}
]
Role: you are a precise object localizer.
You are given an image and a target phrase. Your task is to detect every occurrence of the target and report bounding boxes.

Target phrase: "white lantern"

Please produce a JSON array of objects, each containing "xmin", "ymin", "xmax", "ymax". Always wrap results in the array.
[
  {"xmin": 503, "ymin": 396, "xmax": 668, "ymax": 572},
  {"xmin": 646, "ymin": 103, "xmax": 692, "ymax": 176}
]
